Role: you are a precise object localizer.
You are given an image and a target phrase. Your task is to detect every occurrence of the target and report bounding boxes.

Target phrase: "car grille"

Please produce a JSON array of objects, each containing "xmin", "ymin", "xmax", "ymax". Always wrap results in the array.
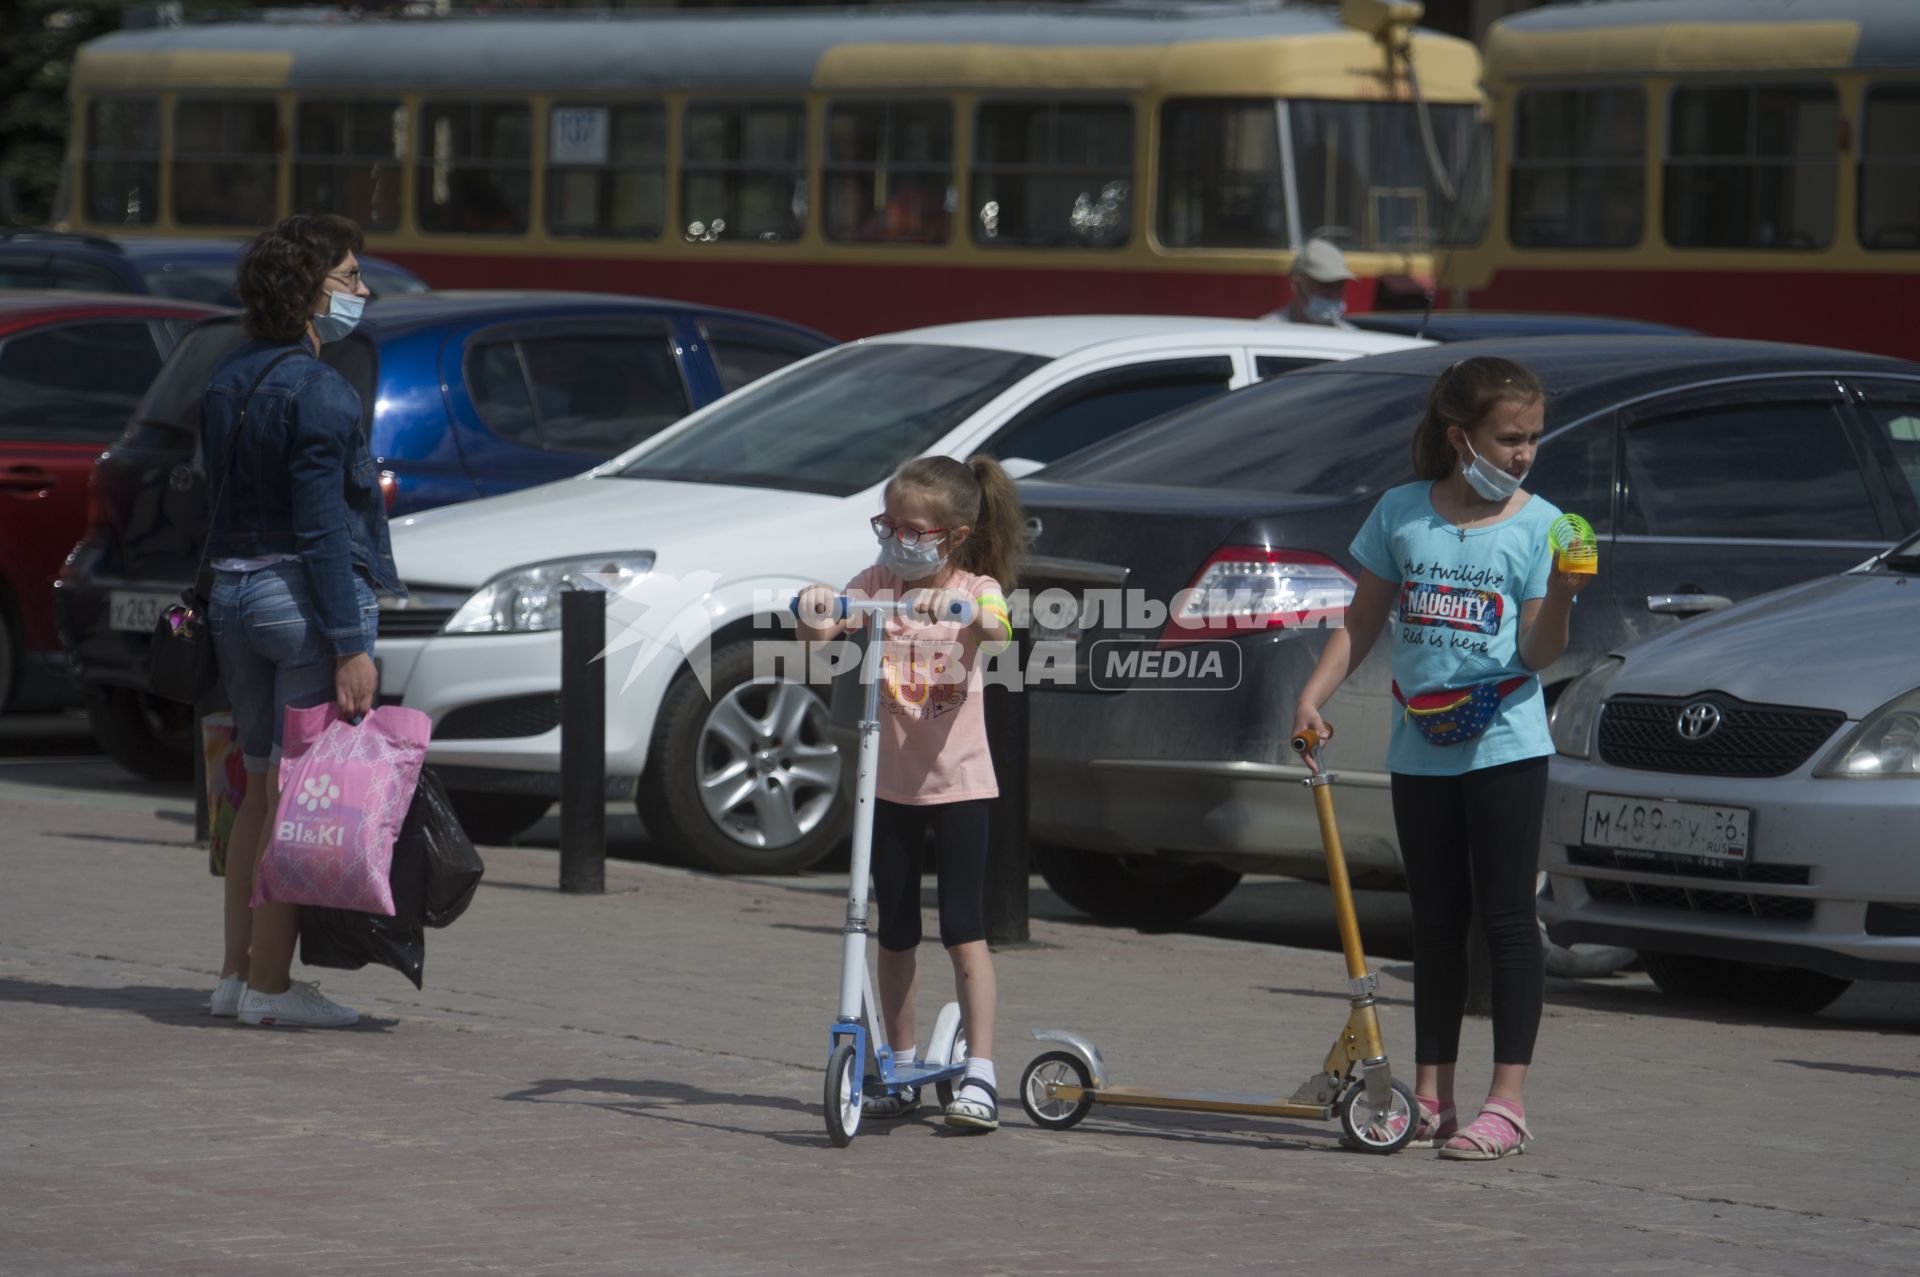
[
  {"xmin": 377, "ymin": 606, "xmax": 456, "ymax": 639},
  {"xmin": 1581, "ymin": 877, "xmax": 1814, "ymax": 922},
  {"xmin": 435, "ymin": 693, "xmax": 562, "ymax": 741},
  {"xmin": 1596, "ymin": 694, "xmax": 1843, "ymax": 778}
]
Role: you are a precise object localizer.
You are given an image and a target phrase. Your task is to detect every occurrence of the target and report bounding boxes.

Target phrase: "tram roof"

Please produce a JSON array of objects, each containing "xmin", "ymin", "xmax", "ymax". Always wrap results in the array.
[
  {"xmin": 1487, "ymin": 0, "xmax": 1920, "ymax": 78},
  {"xmin": 74, "ymin": 2, "xmax": 1479, "ymax": 98}
]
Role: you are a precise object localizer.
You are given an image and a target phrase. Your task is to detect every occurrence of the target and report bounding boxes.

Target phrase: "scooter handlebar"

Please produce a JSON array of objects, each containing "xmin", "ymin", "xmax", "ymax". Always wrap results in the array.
[
  {"xmin": 1290, "ymin": 721, "xmax": 1334, "ymax": 755},
  {"xmin": 789, "ymin": 594, "xmax": 974, "ymax": 624}
]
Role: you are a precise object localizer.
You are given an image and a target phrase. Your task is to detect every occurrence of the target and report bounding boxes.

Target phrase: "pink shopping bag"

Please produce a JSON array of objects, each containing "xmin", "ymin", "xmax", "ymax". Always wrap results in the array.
[{"xmin": 253, "ymin": 703, "xmax": 432, "ymax": 916}]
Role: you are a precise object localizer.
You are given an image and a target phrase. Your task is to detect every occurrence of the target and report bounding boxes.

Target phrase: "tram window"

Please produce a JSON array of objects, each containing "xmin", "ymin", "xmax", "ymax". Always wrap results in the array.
[
  {"xmin": 682, "ymin": 101, "xmax": 807, "ymax": 243},
  {"xmin": 295, "ymin": 100, "xmax": 404, "ymax": 232},
  {"xmin": 1158, "ymin": 99, "xmax": 1287, "ymax": 249},
  {"xmin": 1861, "ymin": 86, "xmax": 1920, "ymax": 252},
  {"xmin": 83, "ymin": 97, "xmax": 159, "ymax": 226},
  {"xmin": 1623, "ymin": 402, "xmax": 1877, "ymax": 541},
  {"xmin": 972, "ymin": 100, "xmax": 1132, "ymax": 249},
  {"xmin": 1509, "ymin": 88, "xmax": 1643, "ymax": 249},
  {"xmin": 547, "ymin": 103, "xmax": 666, "ymax": 240},
  {"xmin": 1290, "ymin": 100, "xmax": 1479, "ymax": 251},
  {"xmin": 1664, "ymin": 84, "xmax": 1837, "ymax": 250},
  {"xmin": 823, "ymin": 101, "xmax": 953, "ymax": 245},
  {"xmin": 172, "ymin": 99, "xmax": 278, "ymax": 228},
  {"xmin": 418, "ymin": 101, "xmax": 532, "ymax": 236}
]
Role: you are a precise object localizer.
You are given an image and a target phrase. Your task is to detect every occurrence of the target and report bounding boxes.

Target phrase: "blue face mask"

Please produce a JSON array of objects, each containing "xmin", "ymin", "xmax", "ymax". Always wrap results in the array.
[
  {"xmin": 1304, "ymin": 294, "xmax": 1347, "ymax": 325},
  {"xmin": 877, "ymin": 535, "xmax": 946, "ymax": 581},
  {"xmin": 1462, "ymin": 436, "xmax": 1528, "ymax": 502},
  {"xmin": 312, "ymin": 289, "xmax": 365, "ymax": 344}
]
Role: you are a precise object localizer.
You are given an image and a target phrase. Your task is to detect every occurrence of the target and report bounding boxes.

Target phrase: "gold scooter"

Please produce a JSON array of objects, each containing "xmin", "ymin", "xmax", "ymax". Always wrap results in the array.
[{"xmin": 1018, "ymin": 723, "xmax": 1416, "ymax": 1153}]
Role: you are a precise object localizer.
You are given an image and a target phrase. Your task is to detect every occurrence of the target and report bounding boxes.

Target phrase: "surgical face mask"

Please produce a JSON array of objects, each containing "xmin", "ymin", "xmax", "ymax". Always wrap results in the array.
[
  {"xmin": 878, "ymin": 534, "xmax": 947, "ymax": 581},
  {"xmin": 1462, "ymin": 436, "xmax": 1527, "ymax": 502},
  {"xmin": 312, "ymin": 289, "xmax": 365, "ymax": 343},
  {"xmin": 1303, "ymin": 294, "xmax": 1346, "ymax": 325}
]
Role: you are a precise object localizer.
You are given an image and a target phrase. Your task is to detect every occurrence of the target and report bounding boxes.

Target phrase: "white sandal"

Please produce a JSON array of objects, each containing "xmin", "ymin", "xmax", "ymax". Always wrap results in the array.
[{"xmin": 943, "ymin": 1080, "xmax": 999, "ymax": 1132}]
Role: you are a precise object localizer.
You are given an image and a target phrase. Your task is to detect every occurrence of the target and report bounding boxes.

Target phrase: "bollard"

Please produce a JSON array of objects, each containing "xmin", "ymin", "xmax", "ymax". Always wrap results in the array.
[
  {"xmin": 982, "ymin": 624, "xmax": 1030, "ymax": 946},
  {"xmin": 559, "ymin": 587, "xmax": 606, "ymax": 894}
]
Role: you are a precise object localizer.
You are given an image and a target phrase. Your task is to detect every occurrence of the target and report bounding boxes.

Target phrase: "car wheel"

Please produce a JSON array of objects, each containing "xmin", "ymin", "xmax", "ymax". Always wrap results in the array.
[
  {"xmin": 1036, "ymin": 845, "xmax": 1241, "ymax": 927},
  {"xmin": 635, "ymin": 638, "xmax": 846, "ymax": 874},
  {"xmin": 1641, "ymin": 951, "xmax": 1852, "ymax": 1015},
  {"xmin": 446, "ymin": 791, "xmax": 552, "ymax": 845},
  {"xmin": 85, "ymin": 687, "xmax": 193, "ymax": 781},
  {"xmin": 1537, "ymin": 873, "xmax": 1637, "ymax": 979}
]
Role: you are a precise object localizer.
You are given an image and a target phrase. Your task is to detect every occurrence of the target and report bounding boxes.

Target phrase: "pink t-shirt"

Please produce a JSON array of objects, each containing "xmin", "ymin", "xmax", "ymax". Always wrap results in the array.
[{"xmin": 843, "ymin": 565, "xmax": 1009, "ymax": 806}]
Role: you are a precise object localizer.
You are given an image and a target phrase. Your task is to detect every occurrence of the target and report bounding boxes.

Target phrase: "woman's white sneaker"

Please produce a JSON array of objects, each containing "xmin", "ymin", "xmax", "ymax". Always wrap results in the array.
[
  {"xmin": 208, "ymin": 975, "xmax": 246, "ymax": 1018},
  {"xmin": 238, "ymin": 980, "xmax": 359, "ymax": 1028}
]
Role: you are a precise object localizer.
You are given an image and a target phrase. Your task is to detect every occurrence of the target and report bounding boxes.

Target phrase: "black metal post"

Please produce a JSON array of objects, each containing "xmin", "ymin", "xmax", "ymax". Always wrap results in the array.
[
  {"xmin": 982, "ymin": 625, "xmax": 1030, "ymax": 946},
  {"xmin": 559, "ymin": 588, "xmax": 606, "ymax": 894}
]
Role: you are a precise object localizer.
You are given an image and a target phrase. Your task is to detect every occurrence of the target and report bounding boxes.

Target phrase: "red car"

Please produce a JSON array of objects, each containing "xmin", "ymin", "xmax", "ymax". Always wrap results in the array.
[{"xmin": 0, "ymin": 291, "xmax": 225, "ymax": 714}]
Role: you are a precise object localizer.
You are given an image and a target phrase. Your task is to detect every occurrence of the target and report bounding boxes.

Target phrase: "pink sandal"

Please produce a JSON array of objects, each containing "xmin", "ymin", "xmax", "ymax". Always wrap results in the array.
[
  {"xmin": 1406, "ymin": 1096, "xmax": 1458, "ymax": 1150},
  {"xmin": 1439, "ymin": 1097, "xmax": 1531, "ymax": 1160}
]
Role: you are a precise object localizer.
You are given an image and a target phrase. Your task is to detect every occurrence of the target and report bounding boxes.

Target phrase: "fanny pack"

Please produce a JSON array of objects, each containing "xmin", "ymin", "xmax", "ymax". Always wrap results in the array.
[{"xmin": 1392, "ymin": 676, "xmax": 1529, "ymax": 747}]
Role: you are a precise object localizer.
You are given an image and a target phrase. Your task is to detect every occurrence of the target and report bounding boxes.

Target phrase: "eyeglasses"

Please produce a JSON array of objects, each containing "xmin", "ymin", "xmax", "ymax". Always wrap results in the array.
[
  {"xmin": 326, "ymin": 267, "xmax": 363, "ymax": 289},
  {"xmin": 871, "ymin": 515, "xmax": 948, "ymax": 548}
]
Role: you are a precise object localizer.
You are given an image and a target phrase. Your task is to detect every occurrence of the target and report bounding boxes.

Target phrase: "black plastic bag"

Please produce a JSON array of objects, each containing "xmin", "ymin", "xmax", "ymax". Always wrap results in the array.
[
  {"xmin": 297, "ymin": 767, "xmax": 484, "ymax": 988},
  {"xmin": 408, "ymin": 767, "xmax": 485, "ymax": 928}
]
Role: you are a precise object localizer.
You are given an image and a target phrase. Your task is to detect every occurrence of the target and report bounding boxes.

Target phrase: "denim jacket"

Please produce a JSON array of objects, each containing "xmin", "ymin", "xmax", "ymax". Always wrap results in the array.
[{"xmin": 201, "ymin": 339, "xmax": 404, "ymax": 656}]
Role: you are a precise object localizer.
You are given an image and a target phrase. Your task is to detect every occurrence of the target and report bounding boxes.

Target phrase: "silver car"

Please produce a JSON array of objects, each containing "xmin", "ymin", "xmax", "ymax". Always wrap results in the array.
[{"xmin": 1541, "ymin": 530, "xmax": 1920, "ymax": 1012}]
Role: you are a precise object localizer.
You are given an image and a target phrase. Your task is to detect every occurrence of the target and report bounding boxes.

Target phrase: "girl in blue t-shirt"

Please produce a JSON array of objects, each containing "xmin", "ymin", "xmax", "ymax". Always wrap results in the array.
[{"xmin": 1291, "ymin": 356, "xmax": 1592, "ymax": 1161}]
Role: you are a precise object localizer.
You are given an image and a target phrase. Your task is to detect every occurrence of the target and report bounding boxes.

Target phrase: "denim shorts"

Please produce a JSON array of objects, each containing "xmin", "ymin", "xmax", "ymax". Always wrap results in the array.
[{"xmin": 209, "ymin": 561, "xmax": 378, "ymax": 773}]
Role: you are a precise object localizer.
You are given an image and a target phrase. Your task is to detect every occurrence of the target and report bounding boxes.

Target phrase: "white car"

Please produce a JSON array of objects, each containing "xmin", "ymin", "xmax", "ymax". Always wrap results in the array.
[{"xmin": 378, "ymin": 315, "xmax": 1428, "ymax": 869}]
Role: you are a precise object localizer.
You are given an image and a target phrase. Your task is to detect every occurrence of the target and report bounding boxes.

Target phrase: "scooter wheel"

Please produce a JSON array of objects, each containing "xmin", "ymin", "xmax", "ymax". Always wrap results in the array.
[
  {"xmin": 1020, "ymin": 1050, "xmax": 1095, "ymax": 1131},
  {"xmin": 1338, "ymin": 1078, "xmax": 1417, "ymax": 1155},
  {"xmin": 825, "ymin": 1041, "xmax": 862, "ymax": 1147}
]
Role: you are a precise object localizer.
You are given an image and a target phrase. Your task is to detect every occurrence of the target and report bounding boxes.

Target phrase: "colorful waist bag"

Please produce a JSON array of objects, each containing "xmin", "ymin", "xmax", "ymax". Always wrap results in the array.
[{"xmin": 1393, "ymin": 677, "xmax": 1530, "ymax": 747}]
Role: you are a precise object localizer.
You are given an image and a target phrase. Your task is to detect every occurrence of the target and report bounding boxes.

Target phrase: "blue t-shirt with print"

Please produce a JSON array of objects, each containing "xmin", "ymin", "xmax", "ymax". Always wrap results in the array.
[{"xmin": 1349, "ymin": 481, "xmax": 1561, "ymax": 776}]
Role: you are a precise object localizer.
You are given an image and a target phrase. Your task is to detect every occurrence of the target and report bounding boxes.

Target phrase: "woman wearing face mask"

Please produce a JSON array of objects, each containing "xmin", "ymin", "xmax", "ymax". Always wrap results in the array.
[
  {"xmin": 1291, "ymin": 356, "xmax": 1592, "ymax": 1160},
  {"xmin": 796, "ymin": 454, "xmax": 1024, "ymax": 1132},
  {"xmin": 201, "ymin": 214, "xmax": 404, "ymax": 1029}
]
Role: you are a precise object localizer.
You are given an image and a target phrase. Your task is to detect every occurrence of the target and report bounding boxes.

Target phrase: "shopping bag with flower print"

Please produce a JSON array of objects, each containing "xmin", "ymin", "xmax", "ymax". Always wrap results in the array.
[{"xmin": 253, "ymin": 703, "xmax": 431, "ymax": 916}]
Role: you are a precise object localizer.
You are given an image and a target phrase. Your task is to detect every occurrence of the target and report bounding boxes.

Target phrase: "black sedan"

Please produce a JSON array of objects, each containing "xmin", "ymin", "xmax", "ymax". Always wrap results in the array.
[{"xmin": 1017, "ymin": 337, "xmax": 1920, "ymax": 925}]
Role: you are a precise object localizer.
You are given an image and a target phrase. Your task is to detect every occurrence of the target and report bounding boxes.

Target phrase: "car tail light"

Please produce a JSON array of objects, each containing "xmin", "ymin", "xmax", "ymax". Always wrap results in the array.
[
  {"xmin": 82, "ymin": 457, "xmax": 110, "ymax": 540},
  {"xmin": 1160, "ymin": 546, "xmax": 1354, "ymax": 644},
  {"xmin": 378, "ymin": 469, "xmax": 398, "ymax": 512}
]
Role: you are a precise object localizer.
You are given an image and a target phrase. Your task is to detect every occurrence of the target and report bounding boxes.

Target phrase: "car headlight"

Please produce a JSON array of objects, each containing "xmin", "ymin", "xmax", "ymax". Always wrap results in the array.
[
  {"xmin": 1816, "ymin": 688, "xmax": 1920, "ymax": 778},
  {"xmin": 1548, "ymin": 657, "xmax": 1622, "ymax": 759},
  {"xmin": 442, "ymin": 553, "xmax": 656, "ymax": 635}
]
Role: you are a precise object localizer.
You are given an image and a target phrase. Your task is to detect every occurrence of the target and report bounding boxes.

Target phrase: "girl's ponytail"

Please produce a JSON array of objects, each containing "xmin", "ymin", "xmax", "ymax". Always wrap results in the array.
[{"xmin": 957, "ymin": 454, "xmax": 1028, "ymax": 590}]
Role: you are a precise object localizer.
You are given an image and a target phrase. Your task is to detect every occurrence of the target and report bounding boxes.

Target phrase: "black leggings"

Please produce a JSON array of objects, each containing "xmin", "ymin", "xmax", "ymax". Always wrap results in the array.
[
  {"xmin": 872, "ymin": 798, "xmax": 991, "ymax": 952},
  {"xmin": 1390, "ymin": 757, "xmax": 1548, "ymax": 1067}
]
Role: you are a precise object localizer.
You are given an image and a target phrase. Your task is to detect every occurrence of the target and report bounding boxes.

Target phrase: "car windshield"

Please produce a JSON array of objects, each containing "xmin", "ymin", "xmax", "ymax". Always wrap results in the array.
[
  {"xmin": 1042, "ymin": 370, "xmax": 1432, "ymax": 497},
  {"xmin": 1878, "ymin": 528, "xmax": 1920, "ymax": 568},
  {"xmin": 616, "ymin": 343, "xmax": 1047, "ymax": 496},
  {"xmin": 130, "ymin": 319, "xmax": 378, "ymax": 439},
  {"xmin": 141, "ymin": 259, "xmax": 426, "ymax": 307}
]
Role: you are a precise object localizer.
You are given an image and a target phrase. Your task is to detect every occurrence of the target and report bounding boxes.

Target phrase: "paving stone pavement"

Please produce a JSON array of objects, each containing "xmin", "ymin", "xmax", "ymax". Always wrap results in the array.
[{"xmin": 1, "ymin": 757, "xmax": 1917, "ymax": 1275}]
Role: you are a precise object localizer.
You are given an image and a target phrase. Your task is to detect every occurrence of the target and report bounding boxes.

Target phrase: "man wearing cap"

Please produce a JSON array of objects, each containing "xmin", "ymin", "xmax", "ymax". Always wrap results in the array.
[{"xmin": 1283, "ymin": 238, "xmax": 1357, "ymax": 327}]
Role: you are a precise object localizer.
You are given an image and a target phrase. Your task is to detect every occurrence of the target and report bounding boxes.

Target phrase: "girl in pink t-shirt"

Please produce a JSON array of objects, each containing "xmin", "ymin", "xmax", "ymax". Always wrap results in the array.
[{"xmin": 796, "ymin": 454, "xmax": 1023, "ymax": 1132}]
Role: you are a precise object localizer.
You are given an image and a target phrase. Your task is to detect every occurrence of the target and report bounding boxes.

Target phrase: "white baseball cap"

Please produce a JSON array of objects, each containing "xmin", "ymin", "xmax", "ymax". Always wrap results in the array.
[{"xmin": 1293, "ymin": 238, "xmax": 1357, "ymax": 284}]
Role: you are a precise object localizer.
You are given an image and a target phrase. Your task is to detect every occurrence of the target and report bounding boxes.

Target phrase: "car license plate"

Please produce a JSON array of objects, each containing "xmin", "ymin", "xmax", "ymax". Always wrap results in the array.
[
  {"xmin": 109, "ymin": 591, "xmax": 174, "ymax": 633},
  {"xmin": 1583, "ymin": 793, "xmax": 1751, "ymax": 861}
]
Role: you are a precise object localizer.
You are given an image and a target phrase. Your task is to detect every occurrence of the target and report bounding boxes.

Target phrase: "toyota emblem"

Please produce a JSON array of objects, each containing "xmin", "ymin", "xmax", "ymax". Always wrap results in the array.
[
  {"xmin": 1025, "ymin": 515, "xmax": 1044, "ymax": 542},
  {"xmin": 1676, "ymin": 702, "xmax": 1722, "ymax": 741}
]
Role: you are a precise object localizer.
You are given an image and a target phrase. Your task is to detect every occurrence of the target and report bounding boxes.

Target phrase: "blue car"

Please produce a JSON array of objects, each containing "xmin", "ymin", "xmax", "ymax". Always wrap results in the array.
[
  {"xmin": 56, "ymin": 290, "xmax": 835, "ymax": 779},
  {"xmin": 0, "ymin": 228, "xmax": 430, "ymax": 305}
]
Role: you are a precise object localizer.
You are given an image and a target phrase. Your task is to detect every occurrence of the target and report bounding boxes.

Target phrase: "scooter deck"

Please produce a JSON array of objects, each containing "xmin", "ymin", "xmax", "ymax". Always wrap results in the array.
[{"xmin": 1059, "ymin": 1084, "xmax": 1332, "ymax": 1121}]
